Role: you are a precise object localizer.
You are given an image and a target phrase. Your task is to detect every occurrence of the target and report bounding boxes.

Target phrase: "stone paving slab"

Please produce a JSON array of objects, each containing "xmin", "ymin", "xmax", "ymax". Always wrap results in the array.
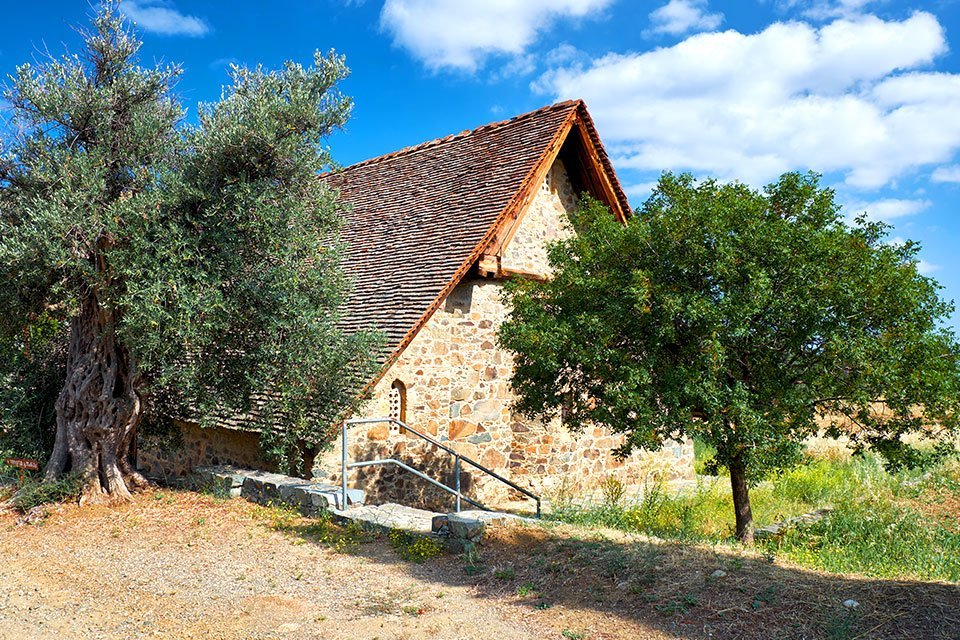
[
  {"xmin": 195, "ymin": 465, "xmax": 365, "ymax": 512},
  {"xmin": 333, "ymin": 503, "xmax": 441, "ymax": 535},
  {"xmin": 455, "ymin": 510, "xmax": 532, "ymax": 526},
  {"xmin": 193, "ymin": 466, "xmax": 534, "ymax": 550}
]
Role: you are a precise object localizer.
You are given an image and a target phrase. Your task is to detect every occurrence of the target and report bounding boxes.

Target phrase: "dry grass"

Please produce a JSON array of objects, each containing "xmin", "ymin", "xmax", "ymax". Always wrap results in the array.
[
  {"xmin": 0, "ymin": 489, "xmax": 957, "ymax": 640},
  {"xmin": 476, "ymin": 522, "xmax": 960, "ymax": 639}
]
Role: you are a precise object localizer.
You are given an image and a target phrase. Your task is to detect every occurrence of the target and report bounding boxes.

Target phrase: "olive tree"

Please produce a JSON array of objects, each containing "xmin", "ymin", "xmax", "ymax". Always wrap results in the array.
[{"xmin": 0, "ymin": 4, "xmax": 379, "ymax": 503}]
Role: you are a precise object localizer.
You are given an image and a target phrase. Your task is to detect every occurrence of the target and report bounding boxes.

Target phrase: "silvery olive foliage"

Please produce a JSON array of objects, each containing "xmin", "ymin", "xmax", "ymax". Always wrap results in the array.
[{"xmin": 0, "ymin": 3, "xmax": 381, "ymax": 478}]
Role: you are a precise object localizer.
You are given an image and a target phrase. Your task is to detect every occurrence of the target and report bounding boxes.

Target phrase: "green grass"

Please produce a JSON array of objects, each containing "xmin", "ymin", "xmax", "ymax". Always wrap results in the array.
[{"xmin": 548, "ymin": 454, "xmax": 960, "ymax": 582}]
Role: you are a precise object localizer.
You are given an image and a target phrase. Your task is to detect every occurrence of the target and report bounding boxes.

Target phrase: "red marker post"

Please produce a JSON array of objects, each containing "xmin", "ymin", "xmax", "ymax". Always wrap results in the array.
[{"xmin": 4, "ymin": 458, "xmax": 40, "ymax": 486}]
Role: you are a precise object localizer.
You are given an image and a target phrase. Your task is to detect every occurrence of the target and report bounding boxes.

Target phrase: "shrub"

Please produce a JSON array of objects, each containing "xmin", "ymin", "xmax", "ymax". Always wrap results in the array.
[
  {"xmin": 389, "ymin": 530, "xmax": 443, "ymax": 563},
  {"xmin": 600, "ymin": 475, "xmax": 626, "ymax": 508},
  {"xmin": 12, "ymin": 473, "xmax": 82, "ymax": 511}
]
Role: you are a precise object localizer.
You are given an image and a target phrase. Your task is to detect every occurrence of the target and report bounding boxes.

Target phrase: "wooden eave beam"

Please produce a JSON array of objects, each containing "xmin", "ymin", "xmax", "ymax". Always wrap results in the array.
[
  {"xmin": 569, "ymin": 113, "xmax": 629, "ymax": 222},
  {"xmin": 476, "ymin": 112, "xmax": 630, "ymax": 283},
  {"xmin": 478, "ymin": 115, "xmax": 577, "ymax": 271}
]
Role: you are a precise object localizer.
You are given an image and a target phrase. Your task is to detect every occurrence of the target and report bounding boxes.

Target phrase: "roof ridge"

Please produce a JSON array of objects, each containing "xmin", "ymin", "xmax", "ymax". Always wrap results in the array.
[{"xmin": 336, "ymin": 99, "xmax": 582, "ymax": 173}]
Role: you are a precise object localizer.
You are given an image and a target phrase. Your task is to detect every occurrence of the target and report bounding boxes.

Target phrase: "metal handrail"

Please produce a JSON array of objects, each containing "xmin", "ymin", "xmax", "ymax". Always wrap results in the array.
[
  {"xmin": 341, "ymin": 417, "xmax": 541, "ymax": 517},
  {"xmin": 348, "ymin": 459, "xmax": 487, "ymax": 511}
]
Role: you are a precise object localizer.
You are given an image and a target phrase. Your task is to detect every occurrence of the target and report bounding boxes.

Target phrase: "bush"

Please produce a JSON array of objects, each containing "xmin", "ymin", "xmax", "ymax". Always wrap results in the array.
[
  {"xmin": 389, "ymin": 530, "xmax": 444, "ymax": 563},
  {"xmin": 12, "ymin": 473, "xmax": 82, "ymax": 511}
]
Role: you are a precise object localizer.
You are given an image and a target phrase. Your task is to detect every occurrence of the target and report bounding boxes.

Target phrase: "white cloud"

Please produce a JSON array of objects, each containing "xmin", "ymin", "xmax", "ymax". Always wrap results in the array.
[
  {"xmin": 932, "ymin": 164, "xmax": 960, "ymax": 183},
  {"xmin": 379, "ymin": 0, "xmax": 613, "ymax": 72},
  {"xmin": 536, "ymin": 12, "xmax": 960, "ymax": 189},
  {"xmin": 785, "ymin": 0, "xmax": 878, "ymax": 20},
  {"xmin": 489, "ymin": 53, "xmax": 538, "ymax": 81},
  {"xmin": 917, "ymin": 259, "xmax": 940, "ymax": 274},
  {"xmin": 649, "ymin": 0, "xmax": 723, "ymax": 36},
  {"xmin": 123, "ymin": 1, "xmax": 209, "ymax": 37},
  {"xmin": 545, "ymin": 44, "xmax": 584, "ymax": 67},
  {"xmin": 845, "ymin": 197, "xmax": 932, "ymax": 222}
]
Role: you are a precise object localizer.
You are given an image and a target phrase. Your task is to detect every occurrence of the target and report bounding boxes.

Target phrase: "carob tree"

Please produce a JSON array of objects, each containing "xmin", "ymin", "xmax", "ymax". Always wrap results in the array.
[
  {"xmin": 0, "ymin": 4, "xmax": 380, "ymax": 503},
  {"xmin": 500, "ymin": 172, "xmax": 960, "ymax": 544}
]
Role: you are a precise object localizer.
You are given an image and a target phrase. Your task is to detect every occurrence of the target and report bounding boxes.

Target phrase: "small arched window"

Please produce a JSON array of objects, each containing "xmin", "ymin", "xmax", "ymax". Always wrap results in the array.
[{"xmin": 388, "ymin": 380, "xmax": 407, "ymax": 432}]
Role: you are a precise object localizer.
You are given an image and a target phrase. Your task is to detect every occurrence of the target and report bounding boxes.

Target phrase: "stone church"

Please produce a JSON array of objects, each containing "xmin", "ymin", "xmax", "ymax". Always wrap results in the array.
[{"xmin": 139, "ymin": 100, "xmax": 694, "ymax": 510}]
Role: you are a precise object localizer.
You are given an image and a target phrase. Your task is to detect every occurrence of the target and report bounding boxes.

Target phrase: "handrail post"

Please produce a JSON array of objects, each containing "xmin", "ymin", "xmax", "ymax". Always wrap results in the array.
[
  {"xmin": 454, "ymin": 455, "xmax": 461, "ymax": 513},
  {"xmin": 341, "ymin": 420, "xmax": 348, "ymax": 510}
]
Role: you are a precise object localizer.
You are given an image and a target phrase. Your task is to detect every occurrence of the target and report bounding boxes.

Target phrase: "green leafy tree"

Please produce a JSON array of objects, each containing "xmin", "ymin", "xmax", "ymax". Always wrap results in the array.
[
  {"xmin": 0, "ymin": 4, "xmax": 379, "ymax": 503},
  {"xmin": 0, "ymin": 315, "xmax": 65, "ymax": 463},
  {"xmin": 500, "ymin": 172, "xmax": 960, "ymax": 543}
]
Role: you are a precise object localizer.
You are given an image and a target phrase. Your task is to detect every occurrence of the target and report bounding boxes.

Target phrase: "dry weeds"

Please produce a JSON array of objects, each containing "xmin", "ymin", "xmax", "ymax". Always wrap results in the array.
[{"xmin": 0, "ymin": 489, "xmax": 957, "ymax": 640}]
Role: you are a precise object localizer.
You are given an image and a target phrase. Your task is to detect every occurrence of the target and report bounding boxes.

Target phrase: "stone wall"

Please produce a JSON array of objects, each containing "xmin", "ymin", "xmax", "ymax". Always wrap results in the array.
[
  {"xmin": 140, "ymin": 156, "xmax": 695, "ymax": 506},
  {"xmin": 318, "ymin": 158, "xmax": 694, "ymax": 511},
  {"xmin": 319, "ymin": 278, "xmax": 694, "ymax": 511},
  {"xmin": 138, "ymin": 420, "xmax": 275, "ymax": 484},
  {"xmin": 500, "ymin": 160, "xmax": 577, "ymax": 275}
]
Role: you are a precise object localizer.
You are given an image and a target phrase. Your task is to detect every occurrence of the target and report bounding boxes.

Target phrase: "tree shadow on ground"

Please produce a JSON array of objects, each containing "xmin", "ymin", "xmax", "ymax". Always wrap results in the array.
[{"xmin": 283, "ymin": 516, "xmax": 960, "ymax": 640}]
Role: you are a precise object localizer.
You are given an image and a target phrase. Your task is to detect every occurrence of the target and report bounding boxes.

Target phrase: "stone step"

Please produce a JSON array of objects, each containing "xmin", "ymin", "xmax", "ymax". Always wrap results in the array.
[
  {"xmin": 332, "ymin": 504, "xmax": 534, "ymax": 552},
  {"xmin": 333, "ymin": 503, "xmax": 442, "ymax": 535},
  {"xmin": 194, "ymin": 464, "xmax": 250, "ymax": 497},
  {"xmin": 195, "ymin": 465, "xmax": 365, "ymax": 512},
  {"xmin": 194, "ymin": 466, "xmax": 531, "ymax": 552}
]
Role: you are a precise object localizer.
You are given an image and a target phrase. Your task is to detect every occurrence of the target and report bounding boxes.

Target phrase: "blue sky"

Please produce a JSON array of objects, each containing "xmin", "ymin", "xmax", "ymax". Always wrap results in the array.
[{"xmin": 2, "ymin": 0, "xmax": 960, "ymax": 326}]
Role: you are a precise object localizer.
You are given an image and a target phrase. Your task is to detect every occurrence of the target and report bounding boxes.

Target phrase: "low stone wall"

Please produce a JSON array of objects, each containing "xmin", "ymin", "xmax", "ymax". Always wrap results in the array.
[
  {"xmin": 137, "ymin": 420, "xmax": 276, "ymax": 484},
  {"xmin": 321, "ymin": 424, "xmax": 694, "ymax": 513}
]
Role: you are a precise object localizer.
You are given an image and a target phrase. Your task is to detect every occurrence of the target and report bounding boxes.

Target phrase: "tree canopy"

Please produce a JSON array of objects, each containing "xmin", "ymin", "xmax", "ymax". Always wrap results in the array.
[
  {"xmin": 499, "ymin": 171, "xmax": 960, "ymax": 542},
  {"xmin": 0, "ymin": 3, "xmax": 380, "ymax": 501}
]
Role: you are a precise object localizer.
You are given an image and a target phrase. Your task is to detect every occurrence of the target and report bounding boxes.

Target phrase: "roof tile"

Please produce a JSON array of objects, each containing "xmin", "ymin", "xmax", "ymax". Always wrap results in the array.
[{"xmin": 321, "ymin": 100, "xmax": 582, "ymax": 357}]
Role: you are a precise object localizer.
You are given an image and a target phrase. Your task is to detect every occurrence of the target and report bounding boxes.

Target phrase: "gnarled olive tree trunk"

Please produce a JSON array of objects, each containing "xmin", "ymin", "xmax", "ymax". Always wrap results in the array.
[{"xmin": 44, "ymin": 293, "xmax": 149, "ymax": 503}]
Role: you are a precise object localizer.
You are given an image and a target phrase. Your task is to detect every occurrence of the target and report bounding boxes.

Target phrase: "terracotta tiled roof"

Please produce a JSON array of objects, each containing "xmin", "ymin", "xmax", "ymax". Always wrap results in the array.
[
  {"xmin": 177, "ymin": 101, "xmax": 628, "ymax": 438},
  {"xmin": 321, "ymin": 99, "xmax": 627, "ymax": 364}
]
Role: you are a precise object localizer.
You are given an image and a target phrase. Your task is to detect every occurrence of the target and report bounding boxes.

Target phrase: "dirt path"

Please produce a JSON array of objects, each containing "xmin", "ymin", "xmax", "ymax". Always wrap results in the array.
[
  {"xmin": 0, "ymin": 491, "xmax": 565, "ymax": 640},
  {"xmin": 0, "ymin": 490, "xmax": 957, "ymax": 640}
]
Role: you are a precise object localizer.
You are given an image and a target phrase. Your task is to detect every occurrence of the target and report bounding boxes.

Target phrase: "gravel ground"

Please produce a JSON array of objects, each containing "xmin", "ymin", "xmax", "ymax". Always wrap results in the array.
[
  {"xmin": 1, "ymin": 488, "xmax": 957, "ymax": 640},
  {"xmin": 0, "ymin": 490, "xmax": 556, "ymax": 640}
]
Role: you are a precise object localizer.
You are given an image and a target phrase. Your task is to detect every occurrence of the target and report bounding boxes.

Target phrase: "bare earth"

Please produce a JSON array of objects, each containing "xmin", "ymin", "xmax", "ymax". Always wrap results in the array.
[{"xmin": 0, "ymin": 489, "xmax": 958, "ymax": 640}]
